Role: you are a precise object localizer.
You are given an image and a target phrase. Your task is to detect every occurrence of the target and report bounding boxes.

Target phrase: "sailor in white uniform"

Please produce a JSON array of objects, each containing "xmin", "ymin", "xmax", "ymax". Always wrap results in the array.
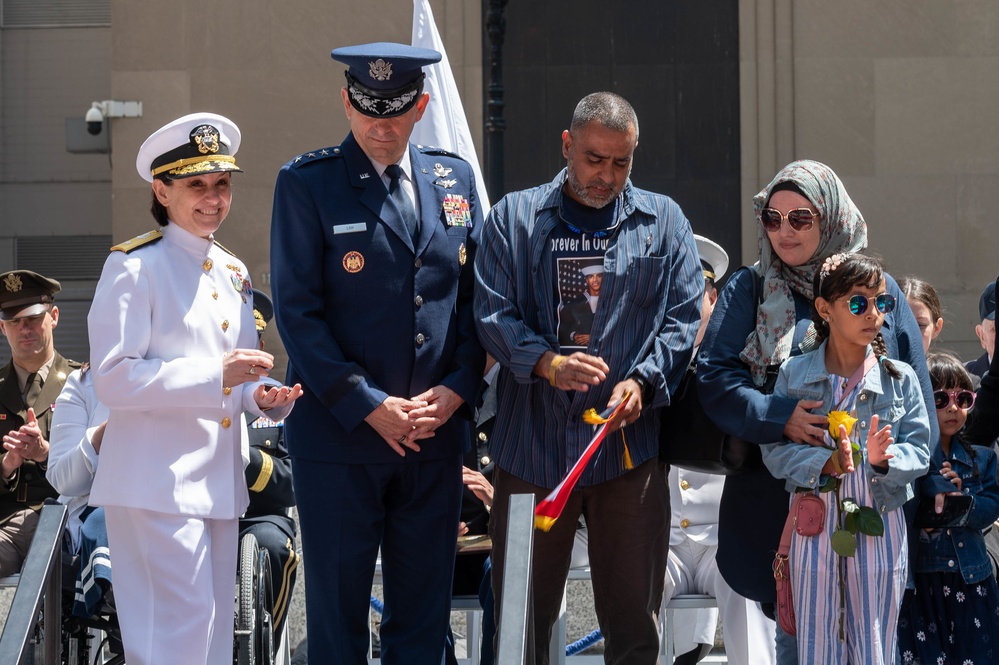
[
  {"xmin": 88, "ymin": 112, "xmax": 302, "ymax": 665},
  {"xmin": 664, "ymin": 236, "xmax": 776, "ymax": 665}
]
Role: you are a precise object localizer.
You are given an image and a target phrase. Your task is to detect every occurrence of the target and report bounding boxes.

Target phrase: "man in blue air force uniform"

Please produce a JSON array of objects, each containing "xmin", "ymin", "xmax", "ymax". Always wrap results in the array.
[{"xmin": 269, "ymin": 42, "xmax": 485, "ymax": 665}]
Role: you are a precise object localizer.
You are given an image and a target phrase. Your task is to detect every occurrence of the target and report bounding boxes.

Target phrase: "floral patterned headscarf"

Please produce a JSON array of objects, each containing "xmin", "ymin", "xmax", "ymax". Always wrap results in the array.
[{"xmin": 740, "ymin": 160, "xmax": 868, "ymax": 385}]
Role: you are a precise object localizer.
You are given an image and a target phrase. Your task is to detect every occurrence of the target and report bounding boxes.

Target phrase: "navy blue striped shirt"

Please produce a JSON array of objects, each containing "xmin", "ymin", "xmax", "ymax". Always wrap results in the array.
[{"xmin": 473, "ymin": 170, "xmax": 702, "ymax": 488}]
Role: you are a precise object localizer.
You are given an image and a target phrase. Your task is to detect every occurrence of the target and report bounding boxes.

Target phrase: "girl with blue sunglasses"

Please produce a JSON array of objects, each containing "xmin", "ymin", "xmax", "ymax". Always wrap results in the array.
[{"xmin": 761, "ymin": 253, "xmax": 931, "ymax": 664}]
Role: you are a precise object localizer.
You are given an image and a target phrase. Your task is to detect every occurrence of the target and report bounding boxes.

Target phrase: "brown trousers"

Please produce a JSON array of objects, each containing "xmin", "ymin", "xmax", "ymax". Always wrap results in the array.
[
  {"xmin": 489, "ymin": 457, "xmax": 670, "ymax": 665},
  {"xmin": 0, "ymin": 507, "xmax": 40, "ymax": 576}
]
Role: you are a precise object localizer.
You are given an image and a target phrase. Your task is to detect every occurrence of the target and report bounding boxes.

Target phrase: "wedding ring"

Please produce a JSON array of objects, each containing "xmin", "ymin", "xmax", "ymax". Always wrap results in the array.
[
  {"xmin": 398, "ymin": 436, "xmax": 406, "ymax": 444},
  {"xmin": 249, "ymin": 366, "xmax": 256, "ymax": 375}
]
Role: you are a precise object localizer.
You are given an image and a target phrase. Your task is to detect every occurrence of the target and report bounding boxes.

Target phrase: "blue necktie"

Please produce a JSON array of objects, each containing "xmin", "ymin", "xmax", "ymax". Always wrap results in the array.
[{"xmin": 385, "ymin": 164, "xmax": 419, "ymax": 239}]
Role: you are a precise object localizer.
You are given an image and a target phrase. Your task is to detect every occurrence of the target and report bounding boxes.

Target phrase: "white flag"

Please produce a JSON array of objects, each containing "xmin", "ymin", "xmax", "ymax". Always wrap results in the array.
[{"xmin": 412, "ymin": 0, "xmax": 491, "ymax": 211}]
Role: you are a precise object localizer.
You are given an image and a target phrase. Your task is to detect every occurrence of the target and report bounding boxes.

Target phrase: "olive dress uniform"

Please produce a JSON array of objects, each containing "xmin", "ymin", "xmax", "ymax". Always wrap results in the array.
[{"xmin": 0, "ymin": 353, "xmax": 80, "ymax": 572}]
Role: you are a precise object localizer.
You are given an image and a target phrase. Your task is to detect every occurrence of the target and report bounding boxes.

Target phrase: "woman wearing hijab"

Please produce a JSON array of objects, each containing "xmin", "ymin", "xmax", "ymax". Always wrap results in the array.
[
  {"xmin": 696, "ymin": 159, "xmax": 941, "ymax": 663},
  {"xmin": 88, "ymin": 112, "xmax": 302, "ymax": 665}
]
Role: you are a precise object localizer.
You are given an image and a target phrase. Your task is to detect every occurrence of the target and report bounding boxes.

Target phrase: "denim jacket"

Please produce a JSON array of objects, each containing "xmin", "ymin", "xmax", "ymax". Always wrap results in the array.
[
  {"xmin": 913, "ymin": 440, "xmax": 999, "ymax": 584},
  {"xmin": 761, "ymin": 341, "xmax": 931, "ymax": 514}
]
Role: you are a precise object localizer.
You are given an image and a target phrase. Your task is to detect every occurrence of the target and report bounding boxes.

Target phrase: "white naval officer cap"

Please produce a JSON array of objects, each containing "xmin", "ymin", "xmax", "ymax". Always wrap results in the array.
[
  {"xmin": 693, "ymin": 234, "xmax": 729, "ymax": 283},
  {"xmin": 135, "ymin": 112, "xmax": 243, "ymax": 183}
]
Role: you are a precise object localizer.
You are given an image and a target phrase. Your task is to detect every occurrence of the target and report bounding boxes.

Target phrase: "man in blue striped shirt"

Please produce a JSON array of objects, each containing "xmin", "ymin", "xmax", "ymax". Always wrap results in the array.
[{"xmin": 474, "ymin": 92, "xmax": 703, "ymax": 664}]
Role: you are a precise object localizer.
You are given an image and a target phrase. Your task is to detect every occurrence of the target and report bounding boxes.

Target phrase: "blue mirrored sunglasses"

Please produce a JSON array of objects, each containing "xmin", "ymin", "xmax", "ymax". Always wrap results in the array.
[{"xmin": 846, "ymin": 293, "xmax": 896, "ymax": 316}]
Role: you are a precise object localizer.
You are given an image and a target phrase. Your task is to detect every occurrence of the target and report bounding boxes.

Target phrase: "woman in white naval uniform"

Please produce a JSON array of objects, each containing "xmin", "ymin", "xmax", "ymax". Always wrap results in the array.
[{"xmin": 87, "ymin": 113, "xmax": 302, "ymax": 665}]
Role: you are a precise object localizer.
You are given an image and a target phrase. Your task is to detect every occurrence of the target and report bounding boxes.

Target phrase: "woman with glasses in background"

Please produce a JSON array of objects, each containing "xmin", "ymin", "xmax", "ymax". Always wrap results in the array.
[{"xmin": 696, "ymin": 159, "xmax": 944, "ymax": 664}]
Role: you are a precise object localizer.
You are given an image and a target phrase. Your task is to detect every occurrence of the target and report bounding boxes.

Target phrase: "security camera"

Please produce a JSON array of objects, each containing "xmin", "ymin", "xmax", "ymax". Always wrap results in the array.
[{"xmin": 85, "ymin": 103, "xmax": 104, "ymax": 135}]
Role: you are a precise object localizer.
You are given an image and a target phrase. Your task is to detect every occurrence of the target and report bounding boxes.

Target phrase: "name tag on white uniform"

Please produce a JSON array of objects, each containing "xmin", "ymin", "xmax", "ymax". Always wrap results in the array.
[{"xmin": 333, "ymin": 223, "xmax": 367, "ymax": 235}]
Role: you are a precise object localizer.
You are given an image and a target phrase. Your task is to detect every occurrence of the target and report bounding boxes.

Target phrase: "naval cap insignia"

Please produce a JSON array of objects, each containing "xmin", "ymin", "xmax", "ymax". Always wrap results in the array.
[
  {"xmin": 191, "ymin": 125, "xmax": 221, "ymax": 155},
  {"xmin": 369, "ymin": 58, "xmax": 393, "ymax": 81},
  {"xmin": 433, "ymin": 163, "xmax": 452, "ymax": 178},
  {"xmin": 343, "ymin": 251, "xmax": 365, "ymax": 274},
  {"xmin": 3, "ymin": 274, "xmax": 23, "ymax": 293}
]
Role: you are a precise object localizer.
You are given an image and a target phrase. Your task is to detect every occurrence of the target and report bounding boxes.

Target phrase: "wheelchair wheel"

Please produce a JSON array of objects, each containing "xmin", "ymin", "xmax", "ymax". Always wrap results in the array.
[{"xmin": 236, "ymin": 533, "xmax": 275, "ymax": 665}]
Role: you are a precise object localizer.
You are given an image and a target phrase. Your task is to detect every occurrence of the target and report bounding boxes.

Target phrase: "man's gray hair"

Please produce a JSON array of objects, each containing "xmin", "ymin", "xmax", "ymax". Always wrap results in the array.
[{"xmin": 569, "ymin": 92, "xmax": 639, "ymax": 139}]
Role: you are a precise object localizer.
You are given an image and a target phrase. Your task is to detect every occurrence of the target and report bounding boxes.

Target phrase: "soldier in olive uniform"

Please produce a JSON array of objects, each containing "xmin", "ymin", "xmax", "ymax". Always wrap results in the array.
[{"xmin": 0, "ymin": 269, "xmax": 81, "ymax": 575}]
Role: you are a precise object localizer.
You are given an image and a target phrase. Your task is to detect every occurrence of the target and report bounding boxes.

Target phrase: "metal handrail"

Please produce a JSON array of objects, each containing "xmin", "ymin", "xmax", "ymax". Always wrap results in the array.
[
  {"xmin": 0, "ymin": 503, "xmax": 68, "ymax": 665},
  {"xmin": 495, "ymin": 493, "xmax": 533, "ymax": 665}
]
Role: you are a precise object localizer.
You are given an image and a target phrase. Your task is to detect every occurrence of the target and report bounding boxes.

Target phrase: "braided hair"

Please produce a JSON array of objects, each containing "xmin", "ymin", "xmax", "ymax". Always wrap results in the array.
[
  {"xmin": 927, "ymin": 351, "xmax": 979, "ymax": 472},
  {"xmin": 811, "ymin": 253, "xmax": 902, "ymax": 380}
]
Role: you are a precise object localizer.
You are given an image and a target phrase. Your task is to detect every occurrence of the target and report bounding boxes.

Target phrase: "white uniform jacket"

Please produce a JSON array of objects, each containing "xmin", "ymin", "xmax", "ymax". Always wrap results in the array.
[
  {"xmin": 47, "ymin": 368, "xmax": 108, "ymax": 552},
  {"xmin": 88, "ymin": 222, "xmax": 289, "ymax": 519},
  {"xmin": 668, "ymin": 467, "xmax": 723, "ymax": 548}
]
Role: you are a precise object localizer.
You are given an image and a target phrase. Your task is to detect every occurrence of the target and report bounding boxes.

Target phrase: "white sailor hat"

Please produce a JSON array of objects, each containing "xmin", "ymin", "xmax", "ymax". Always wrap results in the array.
[
  {"xmin": 135, "ymin": 112, "xmax": 242, "ymax": 183},
  {"xmin": 580, "ymin": 264, "xmax": 604, "ymax": 277},
  {"xmin": 693, "ymin": 234, "xmax": 729, "ymax": 283},
  {"xmin": 331, "ymin": 42, "xmax": 441, "ymax": 118}
]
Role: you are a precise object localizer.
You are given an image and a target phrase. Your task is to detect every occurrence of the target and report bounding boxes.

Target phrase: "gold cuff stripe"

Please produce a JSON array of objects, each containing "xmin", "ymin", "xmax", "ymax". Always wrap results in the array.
[
  {"xmin": 272, "ymin": 539, "xmax": 299, "ymax": 628},
  {"xmin": 150, "ymin": 154, "xmax": 236, "ymax": 177},
  {"xmin": 248, "ymin": 451, "xmax": 274, "ymax": 492}
]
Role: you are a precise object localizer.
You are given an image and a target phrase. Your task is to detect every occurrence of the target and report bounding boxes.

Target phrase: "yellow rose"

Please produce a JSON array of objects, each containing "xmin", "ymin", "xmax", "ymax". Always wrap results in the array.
[{"xmin": 828, "ymin": 410, "xmax": 858, "ymax": 439}]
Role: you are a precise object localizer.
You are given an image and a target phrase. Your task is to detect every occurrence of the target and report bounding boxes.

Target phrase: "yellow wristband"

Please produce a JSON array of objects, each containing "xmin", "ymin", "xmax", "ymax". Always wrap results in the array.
[{"xmin": 549, "ymin": 354, "xmax": 567, "ymax": 387}]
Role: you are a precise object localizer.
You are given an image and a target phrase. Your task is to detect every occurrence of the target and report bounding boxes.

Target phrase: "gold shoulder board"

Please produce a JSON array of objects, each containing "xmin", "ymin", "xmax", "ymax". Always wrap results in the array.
[
  {"xmin": 110, "ymin": 229, "xmax": 163, "ymax": 253},
  {"xmin": 213, "ymin": 241, "xmax": 237, "ymax": 257}
]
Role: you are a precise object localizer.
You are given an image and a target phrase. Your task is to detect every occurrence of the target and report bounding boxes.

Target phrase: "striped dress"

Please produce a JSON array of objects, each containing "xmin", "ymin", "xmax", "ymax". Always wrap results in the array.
[{"xmin": 790, "ymin": 374, "xmax": 908, "ymax": 664}]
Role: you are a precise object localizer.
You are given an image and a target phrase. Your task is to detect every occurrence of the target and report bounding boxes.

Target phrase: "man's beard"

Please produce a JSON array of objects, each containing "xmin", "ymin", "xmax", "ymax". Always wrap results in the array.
[{"xmin": 566, "ymin": 161, "xmax": 626, "ymax": 209}]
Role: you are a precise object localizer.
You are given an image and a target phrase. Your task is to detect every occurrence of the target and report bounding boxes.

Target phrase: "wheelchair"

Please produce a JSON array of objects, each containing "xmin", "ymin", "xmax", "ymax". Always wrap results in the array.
[
  {"xmin": 234, "ymin": 532, "xmax": 277, "ymax": 665},
  {"xmin": 57, "ymin": 533, "xmax": 277, "ymax": 665}
]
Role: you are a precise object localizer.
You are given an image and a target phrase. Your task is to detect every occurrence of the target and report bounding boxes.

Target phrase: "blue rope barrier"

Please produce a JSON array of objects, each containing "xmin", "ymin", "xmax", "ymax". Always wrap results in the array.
[
  {"xmin": 370, "ymin": 595, "xmax": 384, "ymax": 614},
  {"xmin": 369, "ymin": 594, "xmax": 604, "ymax": 656},
  {"xmin": 566, "ymin": 629, "xmax": 603, "ymax": 655}
]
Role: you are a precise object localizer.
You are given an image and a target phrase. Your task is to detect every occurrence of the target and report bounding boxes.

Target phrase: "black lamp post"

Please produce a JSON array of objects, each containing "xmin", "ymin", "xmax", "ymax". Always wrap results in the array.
[{"xmin": 484, "ymin": 0, "xmax": 508, "ymax": 200}]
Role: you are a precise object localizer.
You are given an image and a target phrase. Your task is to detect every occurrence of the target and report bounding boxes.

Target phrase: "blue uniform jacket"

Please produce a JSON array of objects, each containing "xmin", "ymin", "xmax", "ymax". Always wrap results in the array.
[
  {"xmin": 242, "ymin": 416, "xmax": 296, "ymax": 539},
  {"xmin": 761, "ymin": 341, "xmax": 931, "ymax": 513},
  {"xmin": 270, "ymin": 133, "xmax": 485, "ymax": 464},
  {"xmin": 913, "ymin": 441, "xmax": 999, "ymax": 584}
]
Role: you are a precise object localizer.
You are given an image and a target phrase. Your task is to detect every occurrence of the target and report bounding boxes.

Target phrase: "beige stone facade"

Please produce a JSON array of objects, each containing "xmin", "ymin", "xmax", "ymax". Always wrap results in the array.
[
  {"xmin": 740, "ymin": 0, "xmax": 999, "ymax": 360},
  {"xmin": 2, "ymin": 0, "xmax": 997, "ymax": 363}
]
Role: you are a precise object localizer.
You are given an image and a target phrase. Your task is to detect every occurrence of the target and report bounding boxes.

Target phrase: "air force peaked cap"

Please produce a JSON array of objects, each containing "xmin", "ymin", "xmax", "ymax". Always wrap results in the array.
[
  {"xmin": 0, "ymin": 270, "xmax": 61, "ymax": 321},
  {"xmin": 332, "ymin": 42, "xmax": 441, "ymax": 118},
  {"xmin": 693, "ymin": 235, "xmax": 729, "ymax": 283},
  {"xmin": 136, "ymin": 112, "xmax": 243, "ymax": 183}
]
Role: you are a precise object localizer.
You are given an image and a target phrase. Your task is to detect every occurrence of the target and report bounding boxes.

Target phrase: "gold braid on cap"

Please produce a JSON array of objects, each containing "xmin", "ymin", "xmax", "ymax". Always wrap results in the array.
[
  {"xmin": 254, "ymin": 309, "xmax": 267, "ymax": 333},
  {"xmin": 702, "ymin": 269, "xmax": 716, "ymax": 282},
  {"xmin": 150, "ymin": 154, "xmax": 237, "ymax": 178}
]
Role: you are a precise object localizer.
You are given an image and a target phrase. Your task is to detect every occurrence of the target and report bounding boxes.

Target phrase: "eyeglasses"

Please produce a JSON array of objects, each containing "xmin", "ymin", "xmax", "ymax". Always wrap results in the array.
[
  {"xmin": 844, "ymin": 293, "xmax": 896, "ymax": 316},
  {"xmin": 759, "ymin": 207, "xmax": 819, "ymax": 233},
  {"xmin": 934, "ymin": 389, "xmax": 976, "ymax": 410}
]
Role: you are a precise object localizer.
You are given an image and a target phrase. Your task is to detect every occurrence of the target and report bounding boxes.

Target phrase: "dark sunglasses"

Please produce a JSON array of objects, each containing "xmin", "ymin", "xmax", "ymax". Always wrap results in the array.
[
  {"xmin": 759, "ymin": 207, "xmax": 819, "ymax": 233},
  {"xmin": 844, "ymin": 293, "xmax": 896, "ymax": 316},
  {"xmin": 934, "ymin": 389, "xmax": 976, "ymax": 410}
]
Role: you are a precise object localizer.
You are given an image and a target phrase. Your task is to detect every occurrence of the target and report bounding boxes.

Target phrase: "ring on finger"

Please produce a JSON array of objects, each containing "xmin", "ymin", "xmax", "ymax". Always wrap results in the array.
[
  {"xmin": 248, "ymin": 365, "xmax": 256, "ymax": 375},
  {"xmin": 398, "ymin": 436, "xmax": 406, "ymax": 444}
]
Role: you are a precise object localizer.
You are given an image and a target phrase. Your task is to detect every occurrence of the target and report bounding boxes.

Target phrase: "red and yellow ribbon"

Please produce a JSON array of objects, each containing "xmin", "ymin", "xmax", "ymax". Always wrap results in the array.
[{"xmin": 534, "ymin": 393, "xmax": 632, "ymax": 532}]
